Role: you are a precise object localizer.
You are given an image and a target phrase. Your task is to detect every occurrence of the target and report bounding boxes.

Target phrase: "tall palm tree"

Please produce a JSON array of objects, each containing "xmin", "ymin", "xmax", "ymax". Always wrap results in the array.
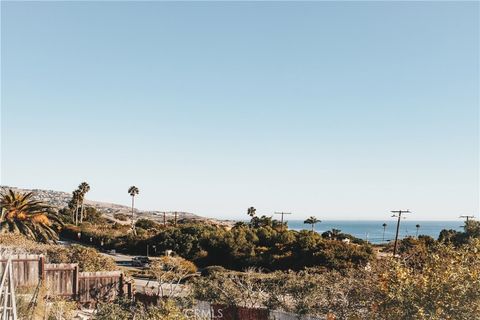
[
  {"xmin": 247, "ymin": 207, "xmax": 256, "ymax": 218},
  {"xmin": 416, "ymin": 224, "xmax": 420, "ymax": 238},
  {"xmin": 382, "ymin": 223, "xmax": 387, "ymax": 242},
  {"xmin": 78, "ymin": 182, "xmax": 90, "ymax": 223},
  {"xmin": 70, "ymin": 189, "xmax": 81, "ymax": 225},
  {"xmin": 128, "ymin": 186, "xmax": 139, "ymax": 234},
  {"xmin": 0, "ymin": 189, "xmax": 63, "ymax": 242},
  {"xmin": 304, "ymin": 216, "xmax": 320, "ymax": 232}
]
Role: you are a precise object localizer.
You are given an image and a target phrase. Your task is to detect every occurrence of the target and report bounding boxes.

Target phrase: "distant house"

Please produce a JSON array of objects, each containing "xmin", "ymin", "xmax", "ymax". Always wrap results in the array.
[{"xmin": 341, "ymin": 238, "xmax": 351, "ymax": 244}]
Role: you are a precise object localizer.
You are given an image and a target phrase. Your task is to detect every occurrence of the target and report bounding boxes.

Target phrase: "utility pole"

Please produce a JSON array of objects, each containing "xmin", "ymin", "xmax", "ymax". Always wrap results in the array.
[
  {"xmin": 174, "ymin": 212, "xmax": 178, "ymax": 227},
  {"xmin": 391, "ymin": 210, "xmax": 410, "ymax": 257},
  {"xmin": 459, "ymin": 215, "xmax": 475, "ymax": 223},
  {"xmin": 163, "ymin": 212, "xmax": 166, "ymax": 227},
  {"xmin": 274, "ymin": 212, "xmax": 292, "ymax": 230}
]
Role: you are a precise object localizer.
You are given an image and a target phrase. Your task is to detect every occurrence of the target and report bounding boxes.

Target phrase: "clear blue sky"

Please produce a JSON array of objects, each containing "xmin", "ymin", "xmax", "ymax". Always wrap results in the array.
[{"xmin": 1, "ymin": 2, "xmax": 478, "ymax": 220}]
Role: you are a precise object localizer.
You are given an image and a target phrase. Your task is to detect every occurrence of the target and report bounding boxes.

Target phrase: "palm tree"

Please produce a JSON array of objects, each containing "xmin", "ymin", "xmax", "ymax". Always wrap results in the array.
[
  {"xmin": 128, "ymin": 186, "xmax": 139, "ymax": 234},
  {"xmin": 304, "ymin": 216, "xmax": 321, "ymax": 232},
  {"xmin": 0, "ymin": 189, "xmax": 63, "ymax": 242},
  {"xmin": 327, "ymin": 228, "xmax": 342, "ymax": 240},
  {"xmin": 70, "ymin": 189, "xmax": 82, "ymax": 225},
  {"xmin": 416, "ymin": 224, "xmax": 420, "ymax": 238},
  {"xmin": 78, "ymin": 182, "xmax": 90, "ymax": 223},
  {"xmin": 247, "ymin": 207, "xmax": 256, "ymax": 218},
  {"xmin": 382, "ymin": 223, "xmax": 387, "ymax": 242}
]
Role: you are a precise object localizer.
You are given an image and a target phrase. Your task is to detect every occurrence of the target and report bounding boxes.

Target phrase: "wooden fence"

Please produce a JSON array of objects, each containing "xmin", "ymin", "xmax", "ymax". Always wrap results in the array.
[
  {"xmin": 77, "ymin": 270, "xmax": 125, "ymax": 304},
  {"xmin": 0, "ymin": 254, "xmax": 44, "ymax": 287},
  {"xmin": 0, "ymin": 254, "xmax": 132, "ymax": 305},
  {"xmin": 44, "ymin": 263, "xmax": 77, "ymax": 297}
]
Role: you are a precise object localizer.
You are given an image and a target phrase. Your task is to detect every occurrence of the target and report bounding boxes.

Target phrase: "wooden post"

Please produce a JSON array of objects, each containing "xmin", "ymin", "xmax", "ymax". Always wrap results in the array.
[
  {"xmin": 39, "ymin": 256, "xmax": 45, "ymax": 281},
  {"xmin": 73, "ymin": 265, "xmax": 79, "ymax": 301},
  {"xmin": 119, "ymin": 273, "xmax": 124, "ymax": 297},
  {"xmin": 127, "ymin": 281, "xmax": 133, "ymax": 300}
]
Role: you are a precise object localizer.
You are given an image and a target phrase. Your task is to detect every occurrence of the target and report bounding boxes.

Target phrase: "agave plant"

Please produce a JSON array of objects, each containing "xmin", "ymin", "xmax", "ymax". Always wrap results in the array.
[{"xmin": 0, "ymin": 189, "xmax": 63, "ymax": 242}]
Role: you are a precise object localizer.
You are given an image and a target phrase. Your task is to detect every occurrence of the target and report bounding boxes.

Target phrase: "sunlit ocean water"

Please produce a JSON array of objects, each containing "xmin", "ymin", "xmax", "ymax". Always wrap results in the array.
[{"xmin": 285, "ymin": 220, "xmax": 464, "ymax": 244}]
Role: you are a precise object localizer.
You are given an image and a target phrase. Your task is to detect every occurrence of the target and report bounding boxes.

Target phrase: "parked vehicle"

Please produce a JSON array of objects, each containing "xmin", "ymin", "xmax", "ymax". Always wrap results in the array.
[{"xmin": 132, "ymin": 256, "xmax": 151, "ymax": 267}]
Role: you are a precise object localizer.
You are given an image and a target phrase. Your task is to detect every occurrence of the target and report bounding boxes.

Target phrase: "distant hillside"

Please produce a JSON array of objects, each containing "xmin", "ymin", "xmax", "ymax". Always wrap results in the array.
[{"xmin": 0, "ymin": 185, "xmax": 232, "ymax": 227}]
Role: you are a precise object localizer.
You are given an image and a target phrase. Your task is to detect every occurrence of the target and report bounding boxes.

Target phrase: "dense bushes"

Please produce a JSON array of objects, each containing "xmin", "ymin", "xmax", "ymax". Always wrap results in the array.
[
  {"xmin": 62, "ymin": 217, "xmax": 480, "ymax": 274},
  {"xmin": 135, "ymin": 218, "xmax": 163, "ymax": 232},
  {"xmin": 144, "ymin": 224, "xmax": 373, "ymax": 271},
  {"xmin": 380, "ymin": 239, "xmax": 480, "ymax": 319},
  {"xmin": 192, "ymin": 240, "xmax": 480, "ymax": 319},
  {"xmin": 61, "ymin": 217, "xmax": 374, "ymax": 271},
  {"xmin": 58, "ymin": 206, "xmax": 105, "ymax": 225},
  {"xmin": 438, "ymin": 220, "xmax": 480, "ymax": 246}
]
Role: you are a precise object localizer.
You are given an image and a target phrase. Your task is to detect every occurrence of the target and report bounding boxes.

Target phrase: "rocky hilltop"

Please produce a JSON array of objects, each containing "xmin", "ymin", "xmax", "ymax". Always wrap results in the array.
[{"xmin": 0, "ymin": 185, "xmax": 232, "ymax": 227}]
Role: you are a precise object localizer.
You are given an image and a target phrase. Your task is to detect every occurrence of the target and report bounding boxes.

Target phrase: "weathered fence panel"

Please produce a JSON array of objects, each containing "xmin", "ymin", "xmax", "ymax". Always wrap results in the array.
[
  {"xmin": 44, "ymin": 263, "xmax": 77, "ymax": 297},
  {"xmin": 0, "ymin": 254, "xmax": 43, "ymax": 287},
  {"xmin": 210, "ymin": 304, "xmax": 270, "ymax": 320},
  {"xmin": 77, "ymin": 271, "xmax": 123, "ymax": 304},
  {"xmin": 236, "ymin": 307, "xmax": 269, "ymax": 320},
  {"xmin": 0, "ymin": 254, "xmax": 132, "ymax": 304}
]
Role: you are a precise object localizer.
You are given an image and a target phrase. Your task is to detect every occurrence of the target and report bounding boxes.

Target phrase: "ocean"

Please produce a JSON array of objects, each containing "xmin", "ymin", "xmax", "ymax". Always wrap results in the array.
[{"xmin": 285, "ymin": 220, "xmax": 464, "ymax": 244}]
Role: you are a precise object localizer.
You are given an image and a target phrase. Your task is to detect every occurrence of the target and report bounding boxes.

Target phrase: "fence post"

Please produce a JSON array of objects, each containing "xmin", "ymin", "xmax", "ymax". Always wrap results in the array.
[
  {"xmin": 39, "ymin": 256, "xmax": 45, "ymax": 280},
  {"xmin": 73, "ymin": 265, "xmax": 79, "ymax": 301},
  {"xmin": 127, "ymin": 281, "xmax": 133, "ymax": 300},
  {"xmin": 119, "ymin": 273, "xmax": 124, "ymax": 297}
]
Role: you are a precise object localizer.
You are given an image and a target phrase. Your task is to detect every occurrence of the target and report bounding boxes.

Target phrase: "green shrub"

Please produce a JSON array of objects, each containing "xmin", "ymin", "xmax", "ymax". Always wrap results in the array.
[{"xmin": 113, "ymin": 213, "xmax": 129, "ymax": 221}]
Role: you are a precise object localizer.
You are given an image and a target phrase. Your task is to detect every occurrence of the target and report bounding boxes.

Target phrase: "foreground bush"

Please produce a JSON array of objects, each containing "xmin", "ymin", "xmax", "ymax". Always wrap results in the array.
[
  {"xmin": 379, "ymin": 239, "xmax": 480, "ymax": 319},
  {"xmin": 95, "ymin": 298, "xmax": 187, "ymax": 320}
]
